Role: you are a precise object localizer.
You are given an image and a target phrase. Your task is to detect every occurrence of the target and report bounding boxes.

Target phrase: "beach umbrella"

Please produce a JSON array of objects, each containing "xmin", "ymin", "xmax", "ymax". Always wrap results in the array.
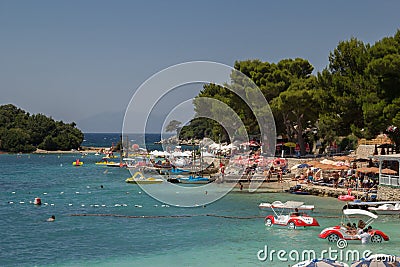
[
  {"xmin": 172, "ymin": 151, "xmax": 186, "ymax": 157},
  {"xmin": 381, "ymin": 168, "xmax": 397, "ymax": 175},
  {"xmin": 357, "ymin": 167, "xmax": 379, "ymax": 174},
  {"xmin": 356, "ymin": 167, "xmax": 369, "ymax": 173},
  {"xmin": 283, "ymin": 142, "xmax": 296, "ymax": 154},
  {"xmin": 332, "ymin": 164, "xmax": 350, "ymax": 170},
  {"xmin": 318, "ymin": 164, "xmax": 338, "ymax": 170},
  {"xmin": 368, "ymin": 167, "xmax": 379, "ymax": 173},
  {"xmin": 293, "ymin": 258, "xmax": 349, "ymax": 267},
  {"xmin": 351, "ymin": 254, "xmax": 400, "ymax": 267},
  {"xmin": 131, "ymin": 144, "xmax": 140, "ymax": 151},
  {"xmin": 201, "ymin": 151, "xmax": 215, "ymax": 158},
  {"xmin": 284, "ymin": 142, "xmax": 296, "ymax": 147},
  {"xmin": 333, "ymin": 155, "xmax": 355, "ymax": 162}
]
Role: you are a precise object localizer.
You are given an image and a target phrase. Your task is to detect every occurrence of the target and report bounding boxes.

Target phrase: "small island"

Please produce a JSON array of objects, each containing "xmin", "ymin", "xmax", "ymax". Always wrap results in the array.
[{"xmin": 0, "ymin": 104, "xmax": 83, "ymax": 153}]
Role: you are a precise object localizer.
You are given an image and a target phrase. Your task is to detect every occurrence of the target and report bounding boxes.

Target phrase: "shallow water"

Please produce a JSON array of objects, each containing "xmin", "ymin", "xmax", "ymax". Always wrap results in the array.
[{"xmin": 1, "ymin": 153, "xmax": 399, "ymax": 267}]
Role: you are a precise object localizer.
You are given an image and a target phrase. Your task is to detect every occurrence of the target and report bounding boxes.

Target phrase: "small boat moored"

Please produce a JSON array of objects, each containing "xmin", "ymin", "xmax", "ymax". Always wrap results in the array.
[
  {"xmin": 126, "ymin": 172, "xmax": 164, "ymax": 184},
  {"xmin": 285, "ymin": 185, "xmax": 310, "ymax": 195},
  {"xmin": 177, "ymin": 175, "xmax": 211, "ymax": 184}
]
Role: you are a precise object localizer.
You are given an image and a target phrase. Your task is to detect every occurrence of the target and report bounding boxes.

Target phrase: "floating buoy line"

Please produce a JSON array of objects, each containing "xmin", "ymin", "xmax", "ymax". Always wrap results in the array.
[
  {"xmin": 70, "ymin": 214, "xmax": 265, "ymax": 219},
  {"xmin": 6, "ymin": 201, "xmax": 170, "ymax": 208},
  {"xmin": 7, "ymin": 191, "xmax": 343, "ymax": 219},
  {"xmin": 6, "ymin": 198, "xmax": 343, "ymax": 219},
  {"xmin": 69, "ymin": 213, "xmax": 342, "ymax": 219}
]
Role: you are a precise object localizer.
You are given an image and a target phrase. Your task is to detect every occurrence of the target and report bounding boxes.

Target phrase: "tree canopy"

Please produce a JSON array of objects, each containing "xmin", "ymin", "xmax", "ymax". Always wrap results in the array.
[
  {"xmin": 0, "ymin": 104, "xmax": 84, "ymax": 152},
  {"xmin": 165, "ymin": 120, "xmax": 182, "ymax": 135},
  {"xmin": 179, "ymin": 29, "xmax": 400, "ymax": 155}
]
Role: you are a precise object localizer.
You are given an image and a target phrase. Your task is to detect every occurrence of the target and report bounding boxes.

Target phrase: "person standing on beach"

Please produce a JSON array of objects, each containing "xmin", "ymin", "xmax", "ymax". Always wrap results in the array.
[
  {"xmin": 332, "ymin": 171, "xmax": 339, "ymax": 188},
  {"xmin": 307, "ymin": 168, "xmax": 313, "ymax": 183},
  {"xmin": 277, "ymin": 168, "xmax": 283, "ymax": 183},
  {"xmin": 267, "ymin": 166, "xmax": 274, "ymax": 182},
  {"xmin": 263, "ymin": 168, "xmax": 268, "ymax": 182},
  {"xmin": 220, "ymin": 164, "xmax": 225, "ymax": 182}
]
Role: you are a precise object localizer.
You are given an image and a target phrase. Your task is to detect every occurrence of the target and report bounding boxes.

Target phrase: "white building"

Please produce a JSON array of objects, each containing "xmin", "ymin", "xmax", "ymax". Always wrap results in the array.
[{"xmin": 376, "ymin": 154, "xmax": 400, "ymax": 187}]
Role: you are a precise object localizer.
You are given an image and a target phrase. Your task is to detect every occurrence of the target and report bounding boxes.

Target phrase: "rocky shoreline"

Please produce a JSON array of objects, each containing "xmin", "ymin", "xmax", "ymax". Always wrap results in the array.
[
  {"xmin": 377, "ymin": 185, "xmax": 400, "ymax": 201},
  {"xmin": 33, "ymin": 146, "xmax": 106, "ymax": 154}
]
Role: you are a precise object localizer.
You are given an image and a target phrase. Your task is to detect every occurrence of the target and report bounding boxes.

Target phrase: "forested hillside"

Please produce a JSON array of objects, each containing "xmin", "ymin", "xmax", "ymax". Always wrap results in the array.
[{"xmin": 0, "ymin": 104, "xmax": 84, "ymax": 152}]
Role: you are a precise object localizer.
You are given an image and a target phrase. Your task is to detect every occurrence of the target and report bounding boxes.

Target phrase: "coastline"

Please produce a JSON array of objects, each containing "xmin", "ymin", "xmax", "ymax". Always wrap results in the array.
[
  {"xmin": 5, "ymin": 145, "xmax": 399, "ymax": 202},
  {"xmin": 32, "ymin": 146, "xmax": 107, "ymax": 154}
]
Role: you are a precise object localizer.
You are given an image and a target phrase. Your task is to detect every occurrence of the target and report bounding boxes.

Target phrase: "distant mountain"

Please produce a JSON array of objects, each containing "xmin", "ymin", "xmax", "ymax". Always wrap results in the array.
[
  {"xmin": 76, "ymin": 110, "xmax": 125, "ymax": 133},
  {"xmin": 76, "ymin": 110, "xmax": 170, "ymax": 133}
]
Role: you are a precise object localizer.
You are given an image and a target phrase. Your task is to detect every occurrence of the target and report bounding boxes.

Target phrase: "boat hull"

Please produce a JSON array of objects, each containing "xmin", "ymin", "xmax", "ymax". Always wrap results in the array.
[
  {"xmin": 107, "ymin": 163, "xmax": 127, "ymax": 167},
  {"xmin": 264, "ymin": 215, "xmax": 319, "ymax": 228},
  {"xmin": 178, "ymin": 179, "xmax": 210, "ymax": 184},
  {"xmin": 290, "ymin": 191, "xmax": 310, "ymax": 195},
  {"xmin": 125, "ymin": 177, "xmax": 163, "ymax": 184},
  {"xmin": 259, "ymin": 202, "xmax": 314, "ymax": 212},
  {"xmin": 368, "ymin": 209, "xmax": 400, "ymax": 215}
]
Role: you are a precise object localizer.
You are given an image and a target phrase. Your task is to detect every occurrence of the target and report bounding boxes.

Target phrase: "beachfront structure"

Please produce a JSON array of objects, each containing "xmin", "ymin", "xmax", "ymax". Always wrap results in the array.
[{"xmin": 376, "ymin": 154, "xmax": 400, "ymax": 187}]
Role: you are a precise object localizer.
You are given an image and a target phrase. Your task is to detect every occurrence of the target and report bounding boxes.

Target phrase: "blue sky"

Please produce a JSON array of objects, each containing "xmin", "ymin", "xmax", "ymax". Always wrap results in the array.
[{"xmin": 1, "ymin": 1, "xmax": 399, "ymax": 132}]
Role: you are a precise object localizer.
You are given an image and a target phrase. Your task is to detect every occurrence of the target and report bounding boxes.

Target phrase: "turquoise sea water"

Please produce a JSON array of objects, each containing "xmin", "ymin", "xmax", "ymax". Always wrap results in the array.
[{"xmin": 1, "ymin": 139, "xmax": 399, "ymax": 266}]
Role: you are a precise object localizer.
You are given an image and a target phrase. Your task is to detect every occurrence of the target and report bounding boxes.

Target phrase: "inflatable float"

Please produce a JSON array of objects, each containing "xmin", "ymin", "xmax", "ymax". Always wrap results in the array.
[
  {"xmin": 72, "ymin": 159, "xmax": 83, "ymax": 166},
  {"xmin": 338, "ymin": 189, "xmax": 355, "ymax": 201}
]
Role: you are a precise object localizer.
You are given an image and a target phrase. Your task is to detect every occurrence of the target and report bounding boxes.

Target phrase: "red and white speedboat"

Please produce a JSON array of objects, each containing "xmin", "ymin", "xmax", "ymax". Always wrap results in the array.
[
  {"xmin": 264, "ymin": 201, "xmax": 319, "ymax": 229},
  {"xmin": 319, "ymin": 209, "xmax": 390, "ymax": 243}
]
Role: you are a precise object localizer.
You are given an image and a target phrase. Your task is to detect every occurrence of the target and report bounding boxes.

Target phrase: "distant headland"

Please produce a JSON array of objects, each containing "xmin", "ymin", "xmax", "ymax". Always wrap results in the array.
[{"xmin": 0, "ymin": 104, "xmax": 83, "ymax": 153}]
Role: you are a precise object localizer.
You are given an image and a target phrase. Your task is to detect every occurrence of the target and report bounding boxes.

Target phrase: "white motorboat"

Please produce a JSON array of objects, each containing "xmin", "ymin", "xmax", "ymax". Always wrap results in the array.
[
  {"xmin": 259, "ymin": 200, "xmax": 314, "ymax": 212},
  {"xmin": 368, "ymin": 203, "xmax": 400, "ymax": 215}
]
